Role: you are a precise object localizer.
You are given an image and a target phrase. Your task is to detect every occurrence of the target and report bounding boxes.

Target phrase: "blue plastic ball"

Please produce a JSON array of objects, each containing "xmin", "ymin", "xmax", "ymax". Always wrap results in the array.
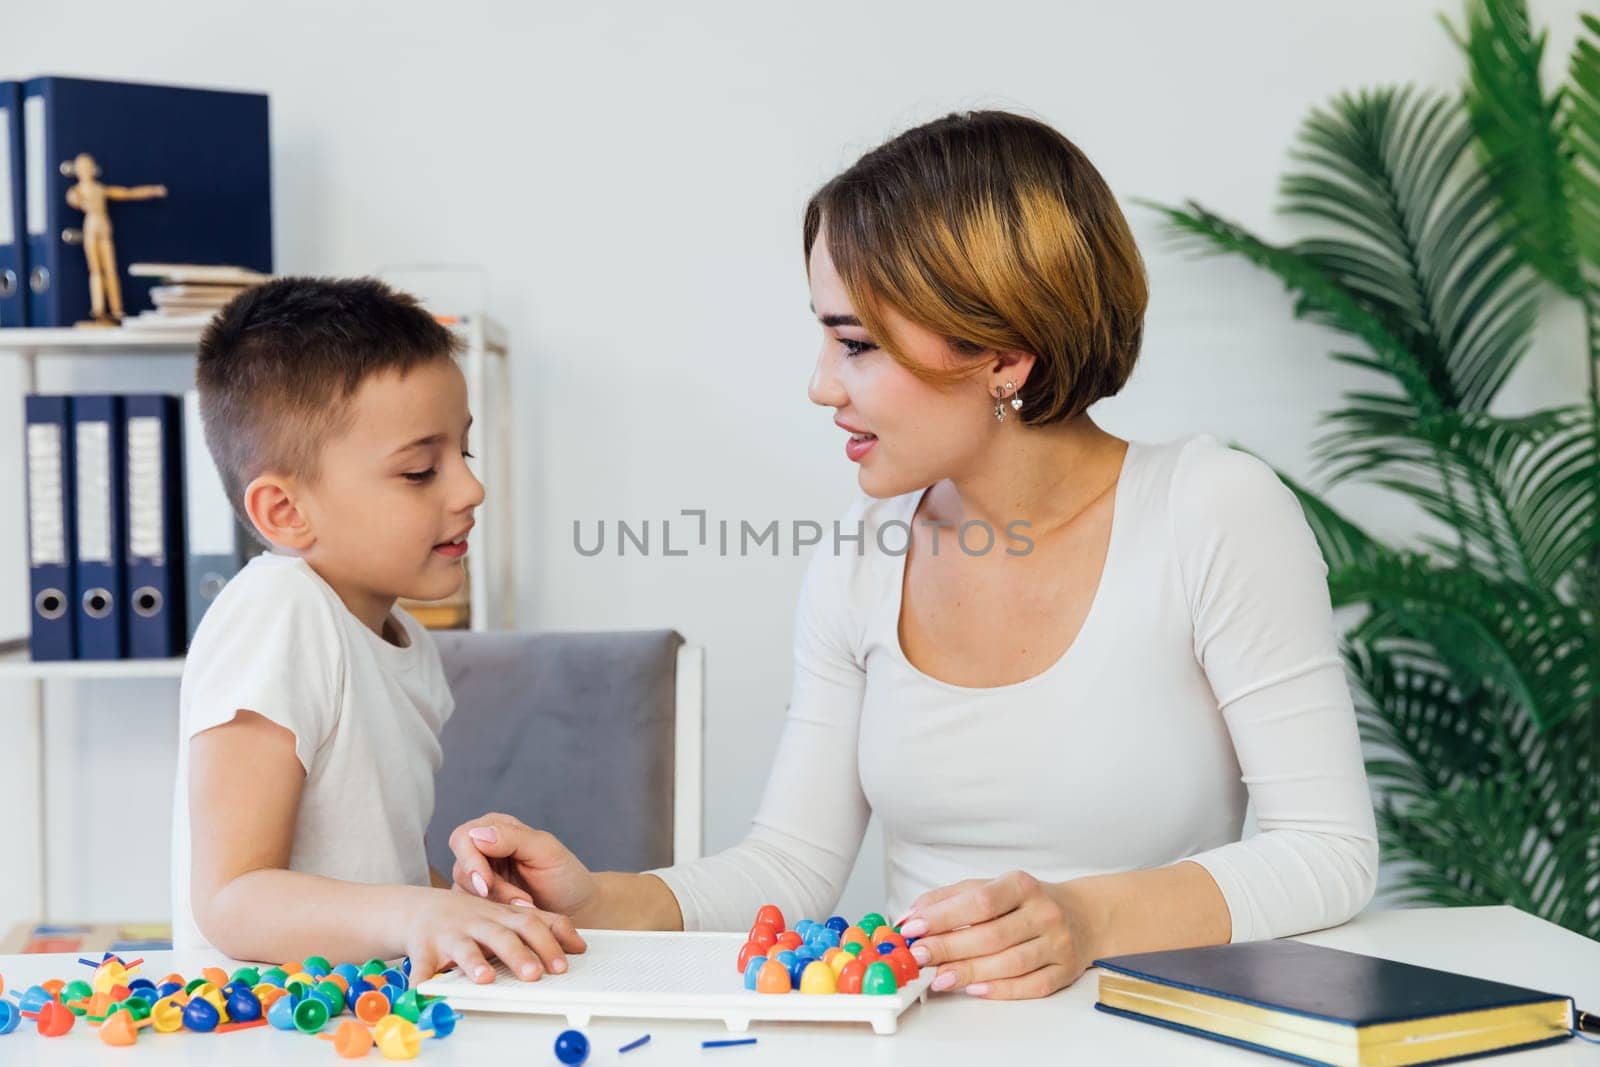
[
  {"xmin": 332, "ymin": 963, "xmax": 362, "ymax": 987},
  {"xmin": 555, "ymin": 1028, "xmax": 590, "ymax": 1065},
  {"xmin": 227, "ymin": 989, "xmax": 263, "ymax": 1022},
  {"xmin": 182, "ymin": 997, "xmax": 220, "ymax": 1033},
  {"xmin": 742, "ymin": 956, "xmax": 768, "ymax": 991},
  {"xmin": 773, "ymin": 950, "xmax": 799, "ymax": 970},
  {"xmin": 825, "ymin": 916, "xmax": 849, "ymax": 934},
  {"xmin": 787, "ymin": 957, "xmax": 810, "ymax": 988},
  {"xmin": 380, "ymin": 968, "xmax": 408, "ymax": 991},
  {"xmin": 0, "ymin": 1001, "xmax": 20, "ymax": 1035}
]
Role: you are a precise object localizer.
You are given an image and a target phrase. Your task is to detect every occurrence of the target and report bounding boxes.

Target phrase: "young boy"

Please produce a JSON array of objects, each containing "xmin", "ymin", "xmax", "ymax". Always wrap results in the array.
[{"xmin": 171, "ymin": 277, "xmax": 583, "ymax": 982}]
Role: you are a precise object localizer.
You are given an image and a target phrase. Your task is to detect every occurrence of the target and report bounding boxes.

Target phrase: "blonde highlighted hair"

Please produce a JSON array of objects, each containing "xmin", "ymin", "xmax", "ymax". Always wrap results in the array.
[{"xmin": 803, "ymin": 111, "xmax": 1148, "ymax": 424}]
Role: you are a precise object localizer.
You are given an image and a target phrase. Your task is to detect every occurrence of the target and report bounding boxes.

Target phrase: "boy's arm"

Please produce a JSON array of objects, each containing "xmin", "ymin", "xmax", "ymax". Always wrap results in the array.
[{"xmin": 190, "ymin": 710, "xmax": 585, "ymax": 979}]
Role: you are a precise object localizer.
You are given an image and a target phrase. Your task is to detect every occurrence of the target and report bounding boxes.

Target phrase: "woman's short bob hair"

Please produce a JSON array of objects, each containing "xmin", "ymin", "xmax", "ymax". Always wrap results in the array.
[{"xmin": 803, "ymin": 110, "xmax": 1148, "ymax": 425}]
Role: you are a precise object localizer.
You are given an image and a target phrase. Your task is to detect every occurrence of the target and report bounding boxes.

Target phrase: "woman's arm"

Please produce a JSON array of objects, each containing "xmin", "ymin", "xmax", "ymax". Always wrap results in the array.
[
  {"xmin": 445, "ymin": 816, "xmax": 686, "ymax": 930},
  {"xmin": 1168, "ymin": 441, "xmax": 1379, "ymax": 940}
]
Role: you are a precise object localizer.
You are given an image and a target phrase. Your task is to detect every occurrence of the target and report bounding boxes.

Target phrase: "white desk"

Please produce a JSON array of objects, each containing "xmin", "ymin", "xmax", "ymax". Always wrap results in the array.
[{"xmin": 0, "ymin": 906, "xmax": 1594, "ymax": 1065}]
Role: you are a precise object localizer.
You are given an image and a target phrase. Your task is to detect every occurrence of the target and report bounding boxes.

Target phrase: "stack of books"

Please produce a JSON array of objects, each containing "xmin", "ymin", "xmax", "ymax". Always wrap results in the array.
[{"xmin": 122, "ymin": 263, "xmax": 274, "ymax": 330}]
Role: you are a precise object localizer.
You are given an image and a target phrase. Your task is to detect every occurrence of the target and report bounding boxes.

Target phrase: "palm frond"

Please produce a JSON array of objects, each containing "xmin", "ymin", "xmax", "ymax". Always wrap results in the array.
[
  {"xmin": 1327, "ymin": 552, "xmax": 1598, "ymax": 731},
  {"xmin": 1315, "ymin": 406, "xmax": 1600, "ymax": 587},
  {"xmin": 1284, "ymin": 87, "xmax": 1538, "ymax": 410},
  {"xmin": 1449, "ymin": 0, "xmax": 1587, "ymax": 293},
  {"xmin": 1143, "ymin": 201, "xmax": 1441, "ymax": 414}
]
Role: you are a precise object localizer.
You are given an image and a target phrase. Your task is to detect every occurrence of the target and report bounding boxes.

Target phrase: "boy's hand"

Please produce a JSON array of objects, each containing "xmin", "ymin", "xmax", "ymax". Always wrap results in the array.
[
  {"xmin": 448, "ymin": 813, "xmax": 601, "ymax": 923},
  {"xmin": 404, "ymin": 887, "xmax": 588, "ymax": 986}
]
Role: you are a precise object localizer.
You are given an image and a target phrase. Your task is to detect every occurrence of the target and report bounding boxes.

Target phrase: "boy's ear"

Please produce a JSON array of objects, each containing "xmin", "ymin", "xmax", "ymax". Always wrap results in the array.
[{"xmin": 243, "ymin": 474, "xmax": 314, "ymax": 552}]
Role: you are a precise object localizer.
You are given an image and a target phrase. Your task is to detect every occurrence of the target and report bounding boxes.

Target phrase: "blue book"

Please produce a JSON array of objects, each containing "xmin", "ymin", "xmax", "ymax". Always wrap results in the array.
[
  {"xmin": 1094, "ymin": 939, "xmax": 1575, "ymax": 1066},
  {"xmin": 123, "ymin": 394, "xmax": 186, "ymax": 658},
  {"xmin": 23, "ymin": 395, "xmax": 75, "ymax": 660},
  {"xmin": 70, "ymin": 394, "xmax": 127, "ymax": 659},
  {"xmin": 0, "ymin": 80, "xmax": 25, "ymax": 326},
  {"xmin": 22, "ymin": 76, "xmax": 271, "ymax": 327}
]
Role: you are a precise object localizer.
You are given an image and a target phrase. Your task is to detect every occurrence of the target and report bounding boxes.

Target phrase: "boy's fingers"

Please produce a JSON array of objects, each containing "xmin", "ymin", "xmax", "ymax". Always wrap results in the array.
[
  {"xmin": 473, "ymin": 922, "xmax": 543, "ymax": 982},
  {"xmin": 541, "ymin": 911, "xmax": 588, "ymax": 955},
  {"xmin": 443, "ymin": 935, "xmax": 495, "ymax": 984},
  {"xmin": 506, "ymin": 909, "xmax": 570, "ymax": 974},
  {"xmin": 408, "ymin": 947, "xmax": 438, "ymax": 985}
]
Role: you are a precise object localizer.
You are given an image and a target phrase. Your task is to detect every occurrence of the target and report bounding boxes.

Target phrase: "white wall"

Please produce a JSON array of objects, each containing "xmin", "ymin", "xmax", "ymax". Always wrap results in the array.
[{"xmin": 1, "ymin": 0, "xmax": 1589, "ymax": 929}]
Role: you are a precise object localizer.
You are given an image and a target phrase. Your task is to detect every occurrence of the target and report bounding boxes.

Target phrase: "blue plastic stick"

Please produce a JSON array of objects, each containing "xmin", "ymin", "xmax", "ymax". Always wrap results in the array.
[
  {"xmin": 619, "ymin": 1034, "xmax": 652, "ymax": 1053},
  {"xmin": 702, "ymin": 1037, "xmax": 758, "ymax": 1049}
]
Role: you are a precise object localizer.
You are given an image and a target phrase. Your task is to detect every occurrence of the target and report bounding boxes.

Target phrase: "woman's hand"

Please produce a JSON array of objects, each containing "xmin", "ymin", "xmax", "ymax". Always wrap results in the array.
[
  {"xmin": 448, "ymin": 813, "xmax": 603, "ymax": 925},
  {"xmin": 898, "ymin": 871, "xmax": 1101, "ymax": 1000}
]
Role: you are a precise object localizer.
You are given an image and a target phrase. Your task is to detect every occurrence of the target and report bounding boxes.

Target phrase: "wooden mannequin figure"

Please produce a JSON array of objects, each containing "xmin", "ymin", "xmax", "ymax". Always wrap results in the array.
[{"xmin": 63, "ymin": 152, "xmax": 167, "ymax": 326}]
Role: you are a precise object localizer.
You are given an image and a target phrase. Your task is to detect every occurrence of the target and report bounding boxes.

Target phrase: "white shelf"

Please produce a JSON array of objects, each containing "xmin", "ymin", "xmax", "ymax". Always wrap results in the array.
[
  {"xmin": 0, "ymin": 325, "xmax": 206, "ymax": 356},
  {"xmin": 0, "ymin": 318, "xmax": 503, "ymax": 356},
  {"xmin": 0, "ymin": 648, "xmax": 185, "ymax": 679}
]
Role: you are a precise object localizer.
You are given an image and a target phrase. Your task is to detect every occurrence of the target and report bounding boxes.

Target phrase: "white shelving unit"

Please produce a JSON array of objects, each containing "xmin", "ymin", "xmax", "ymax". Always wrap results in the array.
[{"xmin": 0, "ymin": 319, "xmax": 514, "ymax": 921}]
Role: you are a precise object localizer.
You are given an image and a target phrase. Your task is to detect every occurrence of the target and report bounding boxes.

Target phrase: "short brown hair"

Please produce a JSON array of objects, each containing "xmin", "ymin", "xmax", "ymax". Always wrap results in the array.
[
  {"xmin": 196, "ymin": 277, "xmax": 461, "ymax": 529},
  {"xmin": 803, "ymin": 110, "xmax": 1147, "ymax": 424}
]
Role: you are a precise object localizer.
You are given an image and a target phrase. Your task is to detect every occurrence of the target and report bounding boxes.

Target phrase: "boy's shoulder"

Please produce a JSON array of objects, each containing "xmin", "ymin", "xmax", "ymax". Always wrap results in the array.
[{"xmin": 186, "ymin": 552, "xmax": 349, "ymax": 664}]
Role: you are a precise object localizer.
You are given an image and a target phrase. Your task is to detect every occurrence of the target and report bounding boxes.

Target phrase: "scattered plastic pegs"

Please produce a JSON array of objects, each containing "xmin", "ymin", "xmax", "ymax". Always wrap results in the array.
[
  {"xmin": 355, "ymin": 989, "xmax": 391, "ymax": 1024},
  {"xmin": 294, "ymin": 994, "xmax": 330, "ymax": 1034},
  {"xmin": 418, "ymin": 1001, "xmax": 461, "ymax": 1039},
  {"xmin": 150, "ymin": 995, "xmax": 186, "ymax": 1033},
  {"xmin": 375, "ymin": 1015, "xmax": 435, "ymax": 1060},
  {"xmin": 26, "ymin": 999, "xmax": 75, "ymax": 1037},
  {"xmin": 321, "ymin": 1018, "xmax": 375, "ymax": 1058},
  {"xmin": 99, "ymin": 1009, "xmax": 154, "ymax": 1047},
  {"xmin": 181, "ymin": 996, "xmax": 220, "ymax": 1033}
]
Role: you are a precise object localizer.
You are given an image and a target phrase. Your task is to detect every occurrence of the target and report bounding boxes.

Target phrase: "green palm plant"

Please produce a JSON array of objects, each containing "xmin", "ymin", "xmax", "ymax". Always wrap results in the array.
[{"xmin": 1148, "ymin": 0, "xmax": 1600, "ymax": 937}]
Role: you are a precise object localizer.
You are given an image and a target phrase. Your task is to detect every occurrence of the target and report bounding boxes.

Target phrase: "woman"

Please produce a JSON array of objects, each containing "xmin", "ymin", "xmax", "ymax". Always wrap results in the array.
[{"xmin": 449, "ymin": 110, "xmax": 1378, "ymax": 1000}]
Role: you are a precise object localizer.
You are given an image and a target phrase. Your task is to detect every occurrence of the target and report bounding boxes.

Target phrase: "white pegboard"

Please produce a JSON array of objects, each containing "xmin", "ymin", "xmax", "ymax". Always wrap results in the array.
[{"xmin": 418, "ymin": 930, "xmax": 934, "ymax": 1036}]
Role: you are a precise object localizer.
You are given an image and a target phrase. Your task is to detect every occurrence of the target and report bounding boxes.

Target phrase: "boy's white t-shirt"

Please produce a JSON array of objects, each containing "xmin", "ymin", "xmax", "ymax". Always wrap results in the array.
[{"xmin": 170, "ymin": 551, "xmax": 455, "ymax": 952}]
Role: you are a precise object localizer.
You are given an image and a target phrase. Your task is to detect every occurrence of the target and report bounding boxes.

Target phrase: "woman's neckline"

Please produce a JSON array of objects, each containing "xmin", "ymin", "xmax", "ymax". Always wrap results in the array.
[{"xmin": 885, "ymin": 440, "xmax": 1139, "ymax": 695}]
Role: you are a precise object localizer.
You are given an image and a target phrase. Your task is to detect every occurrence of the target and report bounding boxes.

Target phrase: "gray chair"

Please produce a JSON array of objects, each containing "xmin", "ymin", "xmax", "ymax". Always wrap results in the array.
[{"xmin": 425, "ymin": 630, "xmax": 704, "ymax": 878}]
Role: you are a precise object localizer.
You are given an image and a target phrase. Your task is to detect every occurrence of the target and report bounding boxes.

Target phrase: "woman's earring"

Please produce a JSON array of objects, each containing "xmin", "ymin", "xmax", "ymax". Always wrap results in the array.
[{"xmin": 992, "ymin": 380, "xmax": 1022, "ymax": 422}]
